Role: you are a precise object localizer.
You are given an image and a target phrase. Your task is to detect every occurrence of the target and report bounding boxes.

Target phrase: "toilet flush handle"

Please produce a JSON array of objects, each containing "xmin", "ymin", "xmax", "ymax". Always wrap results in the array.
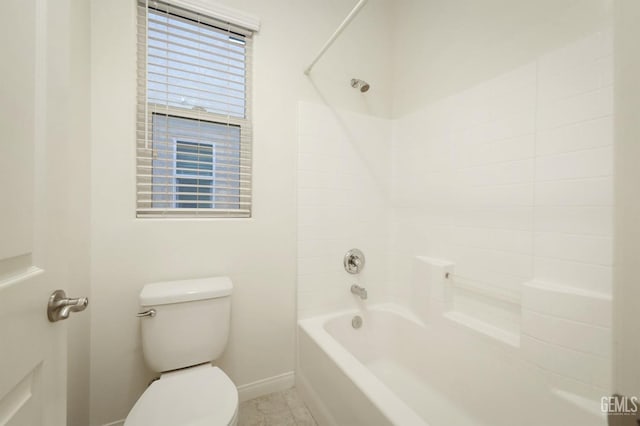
[{"xmin": 136, "ymin": 309, "xmax": 156, "ymax": 318}]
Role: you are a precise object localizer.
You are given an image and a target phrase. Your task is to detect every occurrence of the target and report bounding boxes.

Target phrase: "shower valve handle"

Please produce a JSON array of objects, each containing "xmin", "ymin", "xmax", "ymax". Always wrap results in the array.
[{"xmin": 344, "ymin": 249, "xmax": 365, "ymax": 274}]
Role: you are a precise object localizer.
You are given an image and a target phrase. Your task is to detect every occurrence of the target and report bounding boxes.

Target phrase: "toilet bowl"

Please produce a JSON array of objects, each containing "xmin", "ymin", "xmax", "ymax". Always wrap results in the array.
[
  {"xmin": 124, "ymin": 277, "xmax": 237, "ymax": 426},
  {"xmin": 125, "ymin": 365, "xmax": 238, "ymax": 426}
]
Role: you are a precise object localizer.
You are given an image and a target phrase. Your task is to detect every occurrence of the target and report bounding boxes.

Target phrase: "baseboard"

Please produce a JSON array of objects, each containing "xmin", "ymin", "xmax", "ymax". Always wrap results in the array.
[
  {"xmin": 101, "ymin": 420, "xmax": 124, "ymax": 426},
  {"xmin": 237, "ymin": 371, "xmax": 295, "ymax": 402},
  {"xmin": 295, "ymin": 370, "xmax": 337, "ymax": 426}
]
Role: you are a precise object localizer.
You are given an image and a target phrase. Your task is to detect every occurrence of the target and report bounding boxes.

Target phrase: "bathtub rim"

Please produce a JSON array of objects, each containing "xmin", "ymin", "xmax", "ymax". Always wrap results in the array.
[{"xmin": 298, "ymin": 303, "xmax": 429, "ymax": 426}]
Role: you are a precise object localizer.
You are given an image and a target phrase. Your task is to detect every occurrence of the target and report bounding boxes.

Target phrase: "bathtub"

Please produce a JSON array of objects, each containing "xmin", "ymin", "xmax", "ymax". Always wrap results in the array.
[{"xmin": 296, "ymin": 304, "xmax": 604, "ymax": 426}]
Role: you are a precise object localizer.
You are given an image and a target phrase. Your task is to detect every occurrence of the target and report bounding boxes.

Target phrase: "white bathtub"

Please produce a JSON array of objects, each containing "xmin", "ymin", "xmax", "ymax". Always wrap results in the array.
[{"xmin": 297, "ymin": 304, "xmax": 604, "ymax": 426}]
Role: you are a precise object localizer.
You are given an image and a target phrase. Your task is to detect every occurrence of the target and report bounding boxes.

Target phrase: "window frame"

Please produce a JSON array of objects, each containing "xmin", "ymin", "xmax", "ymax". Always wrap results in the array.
[
  {"xmin": 173, "ymin": 137, "xmax": 216, "ymax": 209},
  {"xmin": 136, "ymin": 0, "xmax": 253, "ymax": 218}
]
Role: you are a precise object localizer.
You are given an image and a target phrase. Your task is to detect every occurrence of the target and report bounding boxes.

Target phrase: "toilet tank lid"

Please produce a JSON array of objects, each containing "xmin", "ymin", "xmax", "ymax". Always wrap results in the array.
[{"xmin": 140, "ymin": 276, "xmax": 233, "ymax": 306}]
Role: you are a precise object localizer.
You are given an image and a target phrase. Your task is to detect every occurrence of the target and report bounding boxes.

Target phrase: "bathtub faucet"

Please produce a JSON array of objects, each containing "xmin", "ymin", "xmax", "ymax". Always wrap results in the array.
[{"xmin": 350, "ymin": 284, "xmax": 368, "ymax": 300}]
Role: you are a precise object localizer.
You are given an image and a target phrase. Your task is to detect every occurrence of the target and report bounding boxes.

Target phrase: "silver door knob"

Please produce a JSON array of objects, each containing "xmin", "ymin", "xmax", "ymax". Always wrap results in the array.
[{"xmin": 47, "ymin": 289, "xmax": 89, "ymax": 322}]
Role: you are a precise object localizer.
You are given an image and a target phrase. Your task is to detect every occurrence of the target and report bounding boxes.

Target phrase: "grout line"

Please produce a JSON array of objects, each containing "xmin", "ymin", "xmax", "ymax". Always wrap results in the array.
[
  {"xmin": 448, "ymin": 241, "xmax": 533, "ymax": 256},
  {"xmin": 534, "ymin": 143, "xmax": 613, "ymax": 160},
  {"xmin": 454, "ymin": 174, "xmax": 613, "ymax": 189},
  {"xmin": 525, "ymin": 174, "xmax": 613, "ymax": 184},
  {"xmin": 523, "ymin": 333, "xmax": 609, "ymax": 361},
  {"xmin": 537, "ymin": 83, "xmax": 612, "ymax": 104},
  {"xmin": 533, "ymin": 229, "xmax": 612, "ymax": 238},
  {"xmin": 454, "ymin": 155, "xmax": 535, "ymax": 171},
  {"xmin": 455, "ymin": 129, "xmax": 535, "ymax": 148},
  {"xmin": 533, "ymin": 204, "xmax": 613, "ymax": 208},
  {"xmin": 535, "ymin": 113, "xmax": 613, "ymax": 132},
  {"xmin": 534, "ymin": 229, "xmax": 612, "ymax": 238},
  {"xmin": 445, "ymin": 203, "xmax": 612, "ymax": 209},
  {"xmin": 533, "ymin": 254, "xmax": 612, "ymax": 268},
  {"xmin": 523, "ymin": 307, "xmax": 611, "ymax": 330},
  {"xmin": 537, "ymin": 110, "xmax": 613, "ymax": 133},
  {"xmin": 525, "ymin": 356, "xmax": 606, "ymax": 390}
]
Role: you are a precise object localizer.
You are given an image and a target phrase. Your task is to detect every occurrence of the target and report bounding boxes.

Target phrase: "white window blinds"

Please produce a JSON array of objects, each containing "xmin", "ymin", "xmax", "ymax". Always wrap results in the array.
[{"xmin": 137, "ymin": 0, "xmax": 253, "ymax": 218}]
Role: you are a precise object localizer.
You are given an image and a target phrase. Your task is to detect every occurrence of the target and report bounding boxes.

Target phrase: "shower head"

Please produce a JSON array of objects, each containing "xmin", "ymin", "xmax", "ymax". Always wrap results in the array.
[{"xmin": 351, "ymin": 78, "xmax": 370, "ymax": 93}]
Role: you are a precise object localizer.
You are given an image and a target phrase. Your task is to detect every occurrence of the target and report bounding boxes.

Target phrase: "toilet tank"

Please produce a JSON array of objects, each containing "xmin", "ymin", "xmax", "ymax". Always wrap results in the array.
[{"xmin": 139, "ymin": 276, "xmax": 233, "ymax": 373}]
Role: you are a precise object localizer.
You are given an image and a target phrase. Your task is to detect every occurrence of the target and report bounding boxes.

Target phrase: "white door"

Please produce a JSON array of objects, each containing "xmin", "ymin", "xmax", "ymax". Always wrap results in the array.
[{"xmin": 0, "ymin": 0, "xmax": 83, "ymax": 425}]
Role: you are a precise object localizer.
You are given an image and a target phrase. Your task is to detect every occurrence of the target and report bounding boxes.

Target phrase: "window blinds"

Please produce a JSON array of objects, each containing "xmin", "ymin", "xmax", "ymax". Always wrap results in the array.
[{"xmin": 136, "ymin": 0, "xmax": 253, "ymax": 218}]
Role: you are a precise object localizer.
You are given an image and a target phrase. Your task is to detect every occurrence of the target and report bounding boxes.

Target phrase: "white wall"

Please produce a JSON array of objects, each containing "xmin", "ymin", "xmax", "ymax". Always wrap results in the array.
[
  {"xmin": 391, "ymin": 0, "xmax": 614, "ymax": 116},
  {"xmin": 89, "ymin": 0, "xmax": 392, "ymax": 424},
  {"xmin": 297, "ymin": 102, "xmax": 392, "ymax": 319},
  {"xmin": 390, "ymin": 0, "xmax": 613, "ymax": 402}
]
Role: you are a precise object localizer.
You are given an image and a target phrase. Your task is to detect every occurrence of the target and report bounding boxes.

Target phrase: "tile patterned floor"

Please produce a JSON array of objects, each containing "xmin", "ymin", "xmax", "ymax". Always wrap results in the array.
[{"xmin": 238, "ymin": 387, "xmax": 318, "ymax": 426}]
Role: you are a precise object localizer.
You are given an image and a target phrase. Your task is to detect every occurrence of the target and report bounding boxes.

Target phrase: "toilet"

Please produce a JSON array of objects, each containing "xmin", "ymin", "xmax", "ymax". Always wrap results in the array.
[{"xmin": 124, "ymin": 276, "xmax": 238, "ymax": 426}]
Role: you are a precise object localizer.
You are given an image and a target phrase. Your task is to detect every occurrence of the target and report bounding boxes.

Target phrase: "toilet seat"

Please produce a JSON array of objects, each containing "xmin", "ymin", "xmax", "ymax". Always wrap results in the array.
[{"xmin": 124, "ymin": 365, "xmax": 238, "ymax": 426}]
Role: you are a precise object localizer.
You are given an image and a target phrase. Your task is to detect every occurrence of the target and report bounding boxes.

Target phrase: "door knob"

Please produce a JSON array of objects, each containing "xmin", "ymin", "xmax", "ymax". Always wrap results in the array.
[{"xmin": 47, "ymin": 289, "xmax": 89, "ymax": 322}]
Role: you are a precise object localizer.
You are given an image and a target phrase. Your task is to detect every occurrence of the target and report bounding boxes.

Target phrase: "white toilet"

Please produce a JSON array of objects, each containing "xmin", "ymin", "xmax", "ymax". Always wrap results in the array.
[{"xmin": 124, "ymin": 276, "xmax": 238, "ymax": 426}]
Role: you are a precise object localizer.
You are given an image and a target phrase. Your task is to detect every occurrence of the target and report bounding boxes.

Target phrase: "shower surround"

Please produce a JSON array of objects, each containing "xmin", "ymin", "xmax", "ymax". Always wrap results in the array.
[
  {"xmin": 297, "ymin": 101, "xmax": 392, "ymax": 319},
  {"xmin": 297, "ymin": 27, "xmax": 613, "ymax": 424}
]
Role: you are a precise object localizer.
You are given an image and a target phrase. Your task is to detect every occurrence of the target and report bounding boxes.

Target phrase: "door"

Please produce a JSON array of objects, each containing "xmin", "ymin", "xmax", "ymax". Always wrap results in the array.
[{"xmin": 0, "ymin": 0, "xmax": 81, "ymax": 424}]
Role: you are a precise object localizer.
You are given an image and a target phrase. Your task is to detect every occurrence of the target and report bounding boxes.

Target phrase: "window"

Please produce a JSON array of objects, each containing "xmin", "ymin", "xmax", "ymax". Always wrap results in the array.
[
  {"xmin": 136, "ymin": 0, "xmax": 253, "ymax": 217},
  {"xmin": 175, "ymin": 141, "xmax": 216, "ymax": 209}
]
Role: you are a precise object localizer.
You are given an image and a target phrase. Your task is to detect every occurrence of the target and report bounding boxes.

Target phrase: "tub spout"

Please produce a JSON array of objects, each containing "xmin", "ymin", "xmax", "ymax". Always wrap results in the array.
[{"xmin": 351, "ymin": 284, "xmax": 368, "ymax": 300}]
